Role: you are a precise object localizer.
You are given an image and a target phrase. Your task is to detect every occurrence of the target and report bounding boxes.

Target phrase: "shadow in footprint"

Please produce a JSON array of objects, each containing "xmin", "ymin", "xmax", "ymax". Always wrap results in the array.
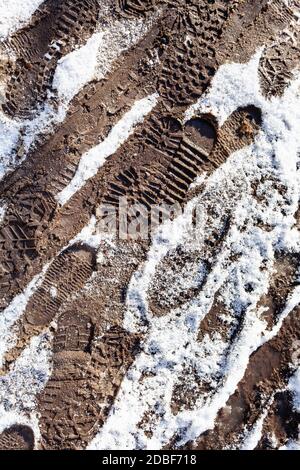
[{"xmin": 0, "ymin": 425, "xmax": 34, "ymax": 450}]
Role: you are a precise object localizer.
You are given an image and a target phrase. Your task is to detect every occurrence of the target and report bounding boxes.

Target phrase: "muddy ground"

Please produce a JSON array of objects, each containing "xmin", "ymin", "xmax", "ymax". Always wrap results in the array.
[{"xmin": 0, "ymin": 0, "xmax": 299, "ymax": 450}]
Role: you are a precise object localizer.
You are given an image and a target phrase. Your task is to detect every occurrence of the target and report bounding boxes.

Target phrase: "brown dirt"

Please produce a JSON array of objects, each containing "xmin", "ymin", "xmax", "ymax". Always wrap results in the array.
[{"xmin": 0, "ymin": 0, "xmax": 299, "ymax": 450}]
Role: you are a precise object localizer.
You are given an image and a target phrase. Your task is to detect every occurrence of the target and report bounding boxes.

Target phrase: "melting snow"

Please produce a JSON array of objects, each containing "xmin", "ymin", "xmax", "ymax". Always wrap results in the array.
[
  {"xmin": 0, "ymin": 265, "xmax": 50, "ymax": 367},
  {"xmin": 288, "ymin": 367, "xmax": 300, "ymax": 413}
]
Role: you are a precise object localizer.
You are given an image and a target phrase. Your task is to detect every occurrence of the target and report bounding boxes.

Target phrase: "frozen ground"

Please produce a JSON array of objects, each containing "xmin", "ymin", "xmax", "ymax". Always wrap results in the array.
[{"xmin": 0, "ymin": 0, "xmax": 299, "ymax": 450}]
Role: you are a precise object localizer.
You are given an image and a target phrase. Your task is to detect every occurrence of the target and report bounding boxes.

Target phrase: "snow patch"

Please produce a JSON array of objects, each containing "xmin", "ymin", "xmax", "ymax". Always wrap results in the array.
[
  {"xmin": 0, "ymin": 0, "xmax": 44, "ymax": 39},
  {"xmin": 57, "ymin": 93, "xmax": 159, "ymax": 205},
  {"xmin": 240, "ymin": 400, "xmax": 273, "ymax": 450}
]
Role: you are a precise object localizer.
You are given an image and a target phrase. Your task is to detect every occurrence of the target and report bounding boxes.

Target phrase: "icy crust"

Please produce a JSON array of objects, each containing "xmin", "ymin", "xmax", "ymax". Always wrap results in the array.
[
  {"xmin": 89, "ymin": 52, "xmax": 300, "ymax": 449},
  {"xmin": 0, "ymin": 14, "xmax": 155, "ymax": 181},
  {"xmin": 0, "ymin": 0, "xmax": 44, "ymax": 40}
]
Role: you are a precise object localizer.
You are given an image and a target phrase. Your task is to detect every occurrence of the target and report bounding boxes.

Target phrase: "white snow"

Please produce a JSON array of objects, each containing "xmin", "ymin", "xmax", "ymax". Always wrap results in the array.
[
  {"xmin": 288, "ymin": 368, "xmax": 300, "ymax": 413},
  {"xmin": 278, "ymin": 367, "xmax": 300, "ymax": 450},
  {"xmin": 0, "ymin": 0, "xmax": 44, "ymax": 39},
  {"xmin": 57, "ymin": 93, "xmax": 159, "ymax": 205}
]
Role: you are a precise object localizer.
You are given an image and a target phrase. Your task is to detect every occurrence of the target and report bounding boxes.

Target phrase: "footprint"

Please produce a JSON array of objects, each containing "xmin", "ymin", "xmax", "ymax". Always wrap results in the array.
[
  {"xmin": 101, "ymin": 105, "xmax": 261, "ymax": 237},
  {"xmin": 0, "ymin": 0, "xmax": 291, "ymax": 311},
  {"xmin": 34, "ymin": 105, "xmax": 261, "ymax": 448},
  {"xmin": 1, "ymin": 0, "xmax": 100, "ymax": 118},
  {"xmin": 1, "ymin": 244, "xmax": 96, "ymax": 373},
  {"xmin": 38, "ymin": 310, "xmax": 140, "ymax": 449},
  {"xmin": 0, "ymin": 425, "xmax": 34, "ymax": 450}
]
